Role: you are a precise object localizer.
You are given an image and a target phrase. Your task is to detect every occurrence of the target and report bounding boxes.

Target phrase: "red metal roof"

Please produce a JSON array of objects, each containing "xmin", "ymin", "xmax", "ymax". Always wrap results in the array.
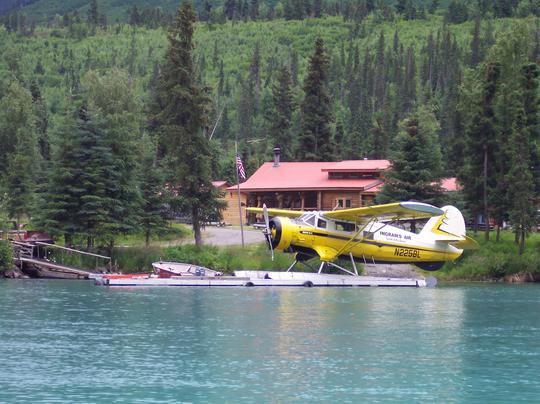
[
  {"xmin": 321, "ymin": 160, "xmax": 390, "ymax": 172},
  {"xmin": 212, "ymin": 180, "xmax": 230, "ymax": 188},
  {"xmin": 440, "ymin": 177, "xmax": 460, "ymax": 192},
  {"xmin": 227, "ymin": 162, "xmax": 384, "ymax": 192}
]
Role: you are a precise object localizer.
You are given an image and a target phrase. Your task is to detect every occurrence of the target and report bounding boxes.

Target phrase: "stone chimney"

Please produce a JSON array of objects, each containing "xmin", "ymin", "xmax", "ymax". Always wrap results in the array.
[{"xmin": 273, "ymin": 147, "xmax": 281, "ymax": 167}]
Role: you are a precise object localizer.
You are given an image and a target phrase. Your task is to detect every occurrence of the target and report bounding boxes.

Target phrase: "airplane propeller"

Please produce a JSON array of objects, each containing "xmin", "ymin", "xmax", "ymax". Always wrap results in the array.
[{"xmin": 262, "ymin": 204, "xmax": 274, "ymax": 261}]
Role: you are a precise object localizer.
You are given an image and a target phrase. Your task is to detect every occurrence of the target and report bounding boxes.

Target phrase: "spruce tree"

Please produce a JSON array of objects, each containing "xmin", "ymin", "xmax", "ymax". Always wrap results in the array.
[
  {"xmin": 507, "ymin": 63, "xmax": 540, "ymax": 254},
  {"xmin": 298, "ymin": 38, "xmax": 334, "ymax": 161},
  {"xmin": 460, "ymin": 62, "xmax": 500, "ymax": 240},
  {"xmin": 87, "ymin": 0, "xmax": 98, "ymax": 31},
  {"xmin": 38, "ymin": 110, "xmax": 82, "ymax": 247},
  {"xmin": 74, "ymin": 108, "xmax": 114, "ymax": 248},
  {"xmin": 267, "ymin": 65, "xmax": 295, "ymax": 160},
  {"xmin": 153, "ymin": 1, "xmax": 217, "ymax": 246},
  {"xmin": 377, "ymin": 108, "xmax": 444, "ymax": 206},
  {"xmin": 470, "ymin": 16, "xmax": 482, "ymax": 67},
  {"xmin": 139, "ymin": 134, "xmax": 167, "ymax": 247},
  {"xmin": 5, "ymin": 142, "xmax": 35, "ymax": 228}
]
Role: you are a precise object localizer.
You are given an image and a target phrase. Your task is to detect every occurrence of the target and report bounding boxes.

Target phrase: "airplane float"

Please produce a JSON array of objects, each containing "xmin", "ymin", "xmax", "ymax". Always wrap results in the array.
[{"xmin": 248, "ymin": 202, "xmax": 478, "ymax": 275}]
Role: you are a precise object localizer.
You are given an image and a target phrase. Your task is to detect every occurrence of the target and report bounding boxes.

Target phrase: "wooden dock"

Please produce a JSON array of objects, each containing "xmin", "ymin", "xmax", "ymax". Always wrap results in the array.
[{"xmin": 10, "ymin": 240, "xmax": 111, "ymax": 279}]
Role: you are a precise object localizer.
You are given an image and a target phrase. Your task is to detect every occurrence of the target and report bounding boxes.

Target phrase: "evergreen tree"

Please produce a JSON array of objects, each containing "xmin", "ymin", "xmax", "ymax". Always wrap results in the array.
[
  {"xmin": 37, "ymin": 110, "xmax": 81, "ymax": 247},
  {"xmin": 5, "ymin": 141, "xmax": 35, "ymax": 228},
  {"xmin": 470, "ymin": 15, "xmax": 481, "ymax": 66},
  {"xmin": 298, "ymin": 38, "xmax": 334, "ymax": 161},
  {"xmin": 237, "ymin": 79, "xmax": 255, "ymax": 139},
  {"xmin": 139, "ymin": 134, "xmax": 167, "ymax": 247},
  {"xmin": 459, "ymin": 62, "xmax": 500, "ymax": 239},
  {"xmin": 249, "ymin": 42, "xmax": 261, "ymax": 110},
  {"xmin": 446, "ymin": 0, "xmax": 468, "ymax": 23},
  {"xmin": 83, "ymin": 69, "xmax": 142, "ymax": 249},
  {"xmin": 224, "ymin": 0, "xmax": 236, "ymax": 19},
  {"xmin": 377, "ymin": 109, "xmax": 444, "ymax": 206},
  {"xmin": 267, "ymin": 65, "xmax": 295, "ymax": 160},
  {"xmin": 507, "ymin": 116, "xmax": 535, "ymax": 254},
  {"xmin": 507, "ymin": 63, "xmax": 540, "ymax": 252},
  {"xmin": 153, "ymin": 1, "xmax": 217, "ymax": 246},
  {"xmin": 0, "ymin": 81, "xmax": 36, "ymax": 173},
  {"xmin": 87, "ymin": 0, "xmax": 98, "ymax": 29},
  {"xmin": 74, "ymin": 108, "xmax": 114, "ymax": 247},
  {"xmin": 129, "ymin": 5, "xmax": 141, "ymax": 25}
]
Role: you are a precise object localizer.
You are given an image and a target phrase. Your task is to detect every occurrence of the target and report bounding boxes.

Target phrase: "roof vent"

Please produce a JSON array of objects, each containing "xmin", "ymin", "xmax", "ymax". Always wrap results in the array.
[{"xmin": 273, "ymin": 147, "xmax": 281, "ymax": 167}]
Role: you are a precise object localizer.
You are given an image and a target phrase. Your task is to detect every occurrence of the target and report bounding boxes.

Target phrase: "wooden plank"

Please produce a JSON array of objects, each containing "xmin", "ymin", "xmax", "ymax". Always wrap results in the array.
[{"xmin": 16, "ymin": 257, "xmax": 99, "ymax": 276}]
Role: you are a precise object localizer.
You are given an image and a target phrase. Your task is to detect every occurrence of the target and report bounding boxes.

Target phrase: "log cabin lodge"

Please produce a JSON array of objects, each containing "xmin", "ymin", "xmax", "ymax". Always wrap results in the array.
[{"xmin": 216, "ymin": 148, "xmax": 458, "ymax": 226}]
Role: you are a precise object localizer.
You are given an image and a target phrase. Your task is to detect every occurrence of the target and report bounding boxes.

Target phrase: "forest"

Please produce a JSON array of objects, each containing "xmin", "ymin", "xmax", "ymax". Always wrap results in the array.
[{"xmin": 0, "ymin": 0, "xmax": 539, "ymax": 261}]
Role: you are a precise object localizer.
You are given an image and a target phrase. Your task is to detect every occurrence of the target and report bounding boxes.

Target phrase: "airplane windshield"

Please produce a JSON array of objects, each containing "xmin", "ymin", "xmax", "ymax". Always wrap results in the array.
[{"xmin": 299, "ymin": 214, "xmax": 316, "ymax": 226}]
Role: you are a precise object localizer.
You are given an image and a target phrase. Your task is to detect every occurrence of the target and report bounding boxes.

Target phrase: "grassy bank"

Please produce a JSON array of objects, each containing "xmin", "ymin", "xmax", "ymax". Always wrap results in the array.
[
  {"xmin": 112, "ymin": 244, "xmax": 295, "ymax": 274},
  {"xmin": 433, "ymin": 231, "xmax": 540, "ymax": 281}
]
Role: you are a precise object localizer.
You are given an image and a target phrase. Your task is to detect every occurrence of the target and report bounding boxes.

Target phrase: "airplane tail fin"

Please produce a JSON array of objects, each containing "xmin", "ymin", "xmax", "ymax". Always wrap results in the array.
[{"xmin": 420, "ymin": 206, "xmax": 478, "ymax": 249}]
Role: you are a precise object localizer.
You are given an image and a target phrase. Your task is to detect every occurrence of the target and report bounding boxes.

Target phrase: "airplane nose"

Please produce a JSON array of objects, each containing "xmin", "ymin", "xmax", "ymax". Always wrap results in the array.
[{"xmin": 269, "ymin": 218, "xmax": 281, "ymax": 249}]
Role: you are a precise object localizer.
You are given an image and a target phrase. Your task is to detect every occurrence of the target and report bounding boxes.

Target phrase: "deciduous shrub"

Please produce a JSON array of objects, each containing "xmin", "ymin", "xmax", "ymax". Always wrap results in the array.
[{"xmin": 0, "ymin": 241, "xmax": 13, "ymax": 273}]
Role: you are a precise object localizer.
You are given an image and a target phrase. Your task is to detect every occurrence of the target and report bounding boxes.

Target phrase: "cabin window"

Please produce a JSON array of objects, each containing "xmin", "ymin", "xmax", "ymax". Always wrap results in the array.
[
  {"xmin": 317, "ymin": 219, "xmax": 327, "ymax": 229},
  {"xmin": 336, "ymin": 199, "xmax": 351, "ymax": 208},
  {"xmin": 336, "ymin": 221, "xmax": 356, "ymax": 232},
  {"xmin": 363, "ymin": 231, "xmax": 374, "ymax": 240}
]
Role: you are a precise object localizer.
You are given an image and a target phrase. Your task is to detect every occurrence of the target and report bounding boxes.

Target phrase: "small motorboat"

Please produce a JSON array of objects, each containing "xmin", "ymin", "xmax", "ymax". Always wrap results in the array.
[{"xmin": 151, "ymin": 261, "xmax": 223, "ymax": 278}]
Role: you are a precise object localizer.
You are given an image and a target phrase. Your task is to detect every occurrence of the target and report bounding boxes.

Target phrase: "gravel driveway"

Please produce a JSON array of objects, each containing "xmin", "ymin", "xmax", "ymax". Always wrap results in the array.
[{"xmin": 200, "ymin": 226, "xmax": 264, "ymax": 246}]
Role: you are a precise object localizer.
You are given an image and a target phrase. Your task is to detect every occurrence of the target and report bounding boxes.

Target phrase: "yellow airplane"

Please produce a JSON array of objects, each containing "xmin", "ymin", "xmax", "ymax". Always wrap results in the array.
[{"xmin": 248, "ymin": 202, "xmax": 478, "ymax": 275}]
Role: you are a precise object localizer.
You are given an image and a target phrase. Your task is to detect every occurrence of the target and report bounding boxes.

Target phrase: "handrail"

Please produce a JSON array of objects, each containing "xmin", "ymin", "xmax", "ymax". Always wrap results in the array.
[{"xmin": 35, "ymin": 242, "xmax": 111, "ymax": 260}]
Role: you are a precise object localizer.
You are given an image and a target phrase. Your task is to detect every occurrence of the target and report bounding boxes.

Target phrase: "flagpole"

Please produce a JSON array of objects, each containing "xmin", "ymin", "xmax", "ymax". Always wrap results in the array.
[{"xmin": 235, "ymin": 141, "xmax": 245, "ymax": 247}]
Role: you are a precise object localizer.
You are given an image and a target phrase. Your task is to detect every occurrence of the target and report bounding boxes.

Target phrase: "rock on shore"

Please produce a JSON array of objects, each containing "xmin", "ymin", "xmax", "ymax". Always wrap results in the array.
[{"xmin": 1, "ymin": 266, "xmax": 29, "ymax": 279}]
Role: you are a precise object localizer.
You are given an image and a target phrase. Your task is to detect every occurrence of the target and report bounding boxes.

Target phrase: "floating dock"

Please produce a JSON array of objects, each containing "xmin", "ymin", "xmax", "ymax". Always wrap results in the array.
[{"xmin": 96, "ymin": 271, "xmax": 430, "ymax": 287}]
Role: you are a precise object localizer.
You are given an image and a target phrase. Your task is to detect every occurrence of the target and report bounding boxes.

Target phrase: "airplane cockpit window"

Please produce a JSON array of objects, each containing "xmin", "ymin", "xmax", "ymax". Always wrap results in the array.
[
  {"xmin": 335, "ymin": 221, "xmax": 356, "ymax": 232},
  {"xmin": 300, "ymin": 214, "xmax": 316, "ymax": 226},
  {"xmin": 317, "ymin": 219, "xmax": 327, "ymax": 229}
]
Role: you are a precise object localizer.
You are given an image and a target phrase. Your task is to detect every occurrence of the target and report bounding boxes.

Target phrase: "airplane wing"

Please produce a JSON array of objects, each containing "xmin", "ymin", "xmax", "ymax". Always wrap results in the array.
[
  {"xmin": 322, "ymin": 201, "xmax": 444, "ymax": 223},
  {"xmin": 246, "ymin": 207, "xmax": 305, "ymax": 218}
]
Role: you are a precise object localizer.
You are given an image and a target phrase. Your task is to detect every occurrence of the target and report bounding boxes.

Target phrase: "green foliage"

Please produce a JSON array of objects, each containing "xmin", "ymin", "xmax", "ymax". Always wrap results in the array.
[
  {"xmin": 163, "ymin": 243, "xmax": 293, "ymax": 274},
  {"xmin": 377, "ymin": 106, "xmax": 444, "ymax": 205},
  {"xmin": 139, "ymin": 134, "xmax": 168, "ymax": 246},
  {"xmin": 153, "ymin": 1, "xmax": 218, "ymax": 245},
  {"xmin": 267, "ymin": 65, "xmax": 295, "ymax": 159},
  {"xmin": 115, "ymin": 223, "xmax": 191, "ymax": 247},
  {"xmin": 0, "ymin": 240, "xmax": 13, "ymax": 272},
  {"xmin": 1, "ymin": 12, "xmax": 540, "ymax": 253},
  {"xmin": 298, "ymin": 37, "xmax": 334, "ymax": 161},
  {"xmin": 436, "ymin": 231, "xmax": 540, "ymax": 280}
]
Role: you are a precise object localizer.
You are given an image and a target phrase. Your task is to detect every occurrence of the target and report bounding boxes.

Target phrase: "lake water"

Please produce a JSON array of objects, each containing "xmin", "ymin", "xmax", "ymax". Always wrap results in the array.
[{"xmin": 0, "ymin": 280, "xmax": 539, "ymax": 403}]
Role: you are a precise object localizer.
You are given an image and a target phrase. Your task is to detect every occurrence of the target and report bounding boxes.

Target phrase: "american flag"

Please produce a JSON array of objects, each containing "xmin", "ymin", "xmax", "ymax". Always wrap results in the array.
[{"xmin": 236, "ymin": 154, "xmax": 246, "ymax": 181}]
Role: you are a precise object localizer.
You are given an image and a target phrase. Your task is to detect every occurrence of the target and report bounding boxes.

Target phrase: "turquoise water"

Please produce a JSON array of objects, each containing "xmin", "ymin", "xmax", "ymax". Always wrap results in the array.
[{"xmin": 1, "ymin": 281, "xmax": 539, "ymax": 403}]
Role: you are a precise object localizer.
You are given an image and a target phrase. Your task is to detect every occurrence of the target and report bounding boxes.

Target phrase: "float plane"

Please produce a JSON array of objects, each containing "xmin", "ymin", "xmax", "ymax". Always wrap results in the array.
[{"xmin": 248, "ymin": 202, "xmax": 478, "ymax": 275}]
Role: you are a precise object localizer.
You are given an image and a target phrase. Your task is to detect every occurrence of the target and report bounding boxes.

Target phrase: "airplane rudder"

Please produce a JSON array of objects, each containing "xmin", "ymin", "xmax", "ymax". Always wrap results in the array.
[{"xmin": 419, "ymin": 205, "xmax": 466, "ymax": 238}]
